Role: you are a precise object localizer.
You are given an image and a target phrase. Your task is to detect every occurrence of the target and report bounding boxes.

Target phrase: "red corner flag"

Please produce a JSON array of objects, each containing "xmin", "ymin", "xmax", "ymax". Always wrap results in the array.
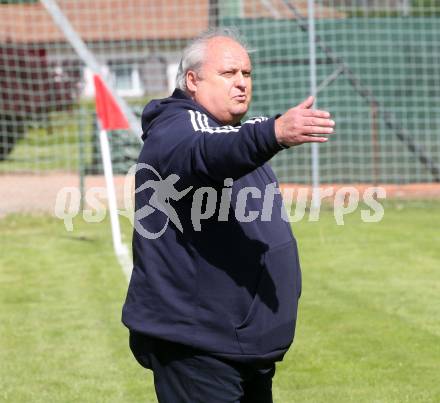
[{"xmin": 93, "ymin": 74, "xmax": 130, "ymax": 130}]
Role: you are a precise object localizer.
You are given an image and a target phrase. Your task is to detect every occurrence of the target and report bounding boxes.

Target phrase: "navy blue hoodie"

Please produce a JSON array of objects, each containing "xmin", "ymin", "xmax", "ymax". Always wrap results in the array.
[{"xmin": 122, "ymin": 89, "xmax": 302, "ymax": 364}]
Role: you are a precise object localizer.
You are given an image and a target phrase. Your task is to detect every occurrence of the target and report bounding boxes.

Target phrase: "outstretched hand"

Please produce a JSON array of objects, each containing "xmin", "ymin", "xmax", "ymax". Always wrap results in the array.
[{"xmin": 274, "ymin": 96, "xmax": 335, "ymax": 147}]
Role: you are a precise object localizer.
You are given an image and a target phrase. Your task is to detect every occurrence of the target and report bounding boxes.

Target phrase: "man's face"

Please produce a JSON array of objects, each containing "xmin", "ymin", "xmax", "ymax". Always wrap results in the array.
[{"xmin": 187, "ymin": 37, "xmax": 252, "ymax": 125}]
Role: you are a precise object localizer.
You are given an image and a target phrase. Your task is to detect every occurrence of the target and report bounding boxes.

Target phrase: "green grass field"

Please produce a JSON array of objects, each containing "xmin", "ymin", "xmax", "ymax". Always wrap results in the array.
[{"xmin": 1, "ymin": 201, "xmax": 439, "ymax": 402}]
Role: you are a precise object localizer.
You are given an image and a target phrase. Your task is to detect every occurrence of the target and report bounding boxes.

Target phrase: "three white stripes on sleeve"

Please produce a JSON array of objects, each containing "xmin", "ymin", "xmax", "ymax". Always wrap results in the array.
[{"xmin": 188, "ymin": 110, "xmax": 268, "ymax": 134}]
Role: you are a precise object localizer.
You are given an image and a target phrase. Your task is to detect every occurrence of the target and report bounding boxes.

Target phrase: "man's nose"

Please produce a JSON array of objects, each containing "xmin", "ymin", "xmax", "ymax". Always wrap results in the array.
[{"xmin": 234, "ymin": 72, "xmax": 246, "ymax": 90}]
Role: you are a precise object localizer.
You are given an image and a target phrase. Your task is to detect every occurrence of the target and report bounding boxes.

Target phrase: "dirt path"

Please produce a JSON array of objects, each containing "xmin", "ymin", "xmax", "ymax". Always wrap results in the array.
[
  {"xmin": 1, "ymin": 173, "xmax": 439, "ymax": 218},
  {"xmin": 0, "ymin": 173, "xmax": 133, "ymax": 218}
]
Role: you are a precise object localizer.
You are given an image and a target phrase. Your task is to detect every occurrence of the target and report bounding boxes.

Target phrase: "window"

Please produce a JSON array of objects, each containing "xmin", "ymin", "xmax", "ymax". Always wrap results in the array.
[{"xmin": 108, "ymin": 61, "xmax": 143, "ymax": 97}]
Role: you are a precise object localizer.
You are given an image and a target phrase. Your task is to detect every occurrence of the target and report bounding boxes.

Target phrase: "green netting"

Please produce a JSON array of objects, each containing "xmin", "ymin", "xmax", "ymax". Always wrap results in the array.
[
  {"xmin": 1, "ymin": 1, "xmax": 439, "ymax": 185},
  {"xmin": 224, "ymin": 17, "xmax": 440, "ymax": 183}
]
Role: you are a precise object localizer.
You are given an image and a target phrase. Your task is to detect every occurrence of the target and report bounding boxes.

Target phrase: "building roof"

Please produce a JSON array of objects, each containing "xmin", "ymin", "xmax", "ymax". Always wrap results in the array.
[
  {"xmin": 0, "ymin": 0, "xmax": 344, "ymax": 44},
  {"xmin": 244, "ymin": 0, "xmax": 346, "ymax": 19},
  {"xmin": 0, "ymin": 0, "xmax": 210, "ymax": 43}
]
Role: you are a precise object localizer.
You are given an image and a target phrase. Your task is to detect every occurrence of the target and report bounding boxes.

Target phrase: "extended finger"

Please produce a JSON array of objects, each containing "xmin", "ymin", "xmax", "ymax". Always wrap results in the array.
[
  {"xmin": 297, "ymin": 95, "xmax": 315, "ymax": 109},
  {"xmin": 301, "ymin": 135, "xmax": 328, "ymax": 143},
  {"xmin": 302, "ymin": 109, "xmax": 331, "ymax": 118},
  {"xmin": 303, "ymin": 117, "xmax": 335, "ymax": 127},
  {"xmin": 303, "ymin": 126, "xmax": 334, "ymax": 135}
]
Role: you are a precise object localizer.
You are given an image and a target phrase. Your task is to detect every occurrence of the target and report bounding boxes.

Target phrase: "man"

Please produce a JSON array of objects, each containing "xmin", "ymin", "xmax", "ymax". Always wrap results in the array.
[{"xmin": 122, "ymin": 29, "xmax": 334, "ymax": 402}]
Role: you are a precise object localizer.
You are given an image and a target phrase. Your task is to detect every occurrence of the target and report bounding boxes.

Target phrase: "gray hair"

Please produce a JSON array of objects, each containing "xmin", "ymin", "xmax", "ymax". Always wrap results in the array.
[{"xmin": 175, "ymin": 27, "xmax": 250, "ymax": 92}]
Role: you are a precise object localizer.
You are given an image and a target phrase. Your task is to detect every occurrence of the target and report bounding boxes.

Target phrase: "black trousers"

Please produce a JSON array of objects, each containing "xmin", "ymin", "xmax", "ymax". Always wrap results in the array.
[{"xmin": 130, "ymin": 332, "xmax": 276, "ymax": 403}]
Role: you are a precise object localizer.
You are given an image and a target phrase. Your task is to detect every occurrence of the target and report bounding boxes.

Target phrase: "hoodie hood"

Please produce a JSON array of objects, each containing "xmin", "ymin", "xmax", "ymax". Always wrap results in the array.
[{"xmin": 141, "ymin": 89, "xmax": 195, "ymax": 140}]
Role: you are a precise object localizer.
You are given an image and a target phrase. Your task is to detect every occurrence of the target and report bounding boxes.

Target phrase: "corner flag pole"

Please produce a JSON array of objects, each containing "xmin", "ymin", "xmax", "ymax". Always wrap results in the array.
[
  {"xmin": 98, "ymin": 127, "xmax": 125, "ymax": 257},
  {"xmin": 93, "ymin": 75, "xmax": 132, "ymax": 280}
]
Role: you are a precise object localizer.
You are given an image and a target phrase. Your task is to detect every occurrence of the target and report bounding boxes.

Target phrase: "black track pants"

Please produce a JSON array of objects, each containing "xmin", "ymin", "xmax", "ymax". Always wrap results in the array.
[{"xmin": 130, "ymin": 332, "xmax": 276, "ymax": 403}]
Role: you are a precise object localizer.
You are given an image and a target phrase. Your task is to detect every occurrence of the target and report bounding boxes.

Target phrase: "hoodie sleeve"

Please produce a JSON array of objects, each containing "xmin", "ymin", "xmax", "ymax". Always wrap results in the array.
[{"xmin": 144, "ymin": 109, "xmax": 284, "ymax": 186}]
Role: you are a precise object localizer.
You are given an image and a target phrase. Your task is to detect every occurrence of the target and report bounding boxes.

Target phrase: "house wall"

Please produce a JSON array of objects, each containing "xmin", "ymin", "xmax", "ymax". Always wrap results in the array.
[{"xmin": 45, "ymin": 41, "xmax": 183, "ymax": 99}]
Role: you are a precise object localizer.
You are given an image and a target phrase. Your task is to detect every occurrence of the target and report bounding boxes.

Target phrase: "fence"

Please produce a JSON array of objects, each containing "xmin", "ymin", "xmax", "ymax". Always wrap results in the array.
[{"xmin": 1, "ymin": 0, "xmax": 439, "ymax": 185}]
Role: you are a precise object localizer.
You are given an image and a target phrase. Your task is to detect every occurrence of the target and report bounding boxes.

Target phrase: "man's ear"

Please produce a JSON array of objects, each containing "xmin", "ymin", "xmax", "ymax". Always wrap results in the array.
[{"xmin": 186, "ymin": 70, "xmax": 198, "ymax": 95}]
